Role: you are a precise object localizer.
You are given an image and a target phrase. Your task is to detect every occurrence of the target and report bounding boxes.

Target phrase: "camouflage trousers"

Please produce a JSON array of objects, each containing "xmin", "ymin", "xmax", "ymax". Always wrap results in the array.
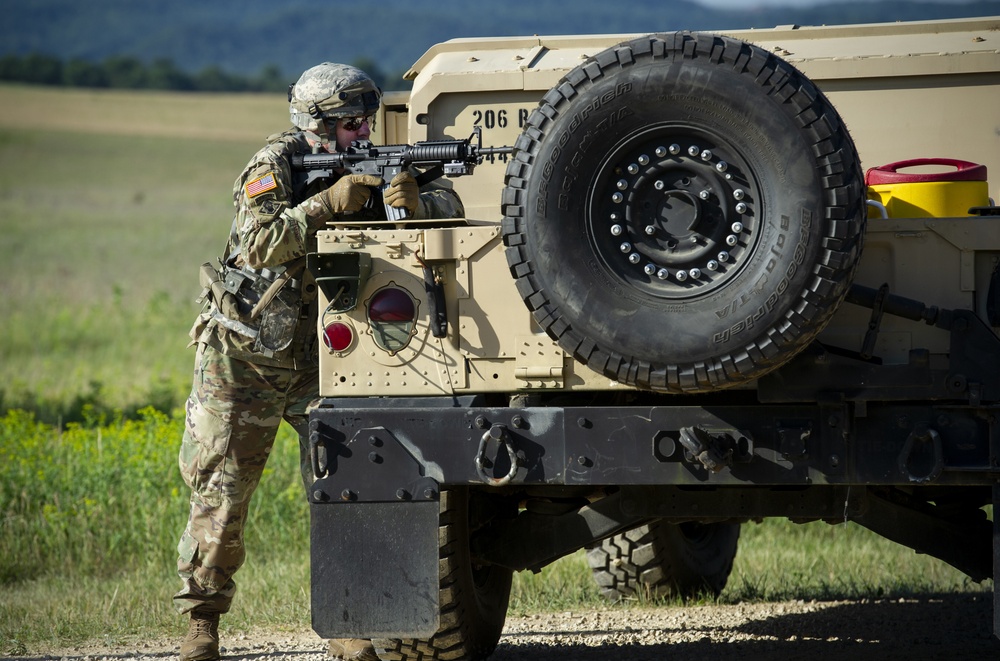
[{"xmin": 173, "ymin": 343, "xmax": 318, "ymax": 615}]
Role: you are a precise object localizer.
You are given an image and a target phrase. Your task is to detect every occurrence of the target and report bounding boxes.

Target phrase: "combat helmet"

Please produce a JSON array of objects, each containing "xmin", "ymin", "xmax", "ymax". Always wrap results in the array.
[{"xmin": 288, "ymin": 63, "xmax": 381, "ymax": 139}]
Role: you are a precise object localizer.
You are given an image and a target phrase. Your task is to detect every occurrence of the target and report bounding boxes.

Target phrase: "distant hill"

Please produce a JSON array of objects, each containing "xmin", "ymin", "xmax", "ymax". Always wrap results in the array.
[{"xmin": 2, "ymin": 0, "xmax": 999, "ymax": 85}]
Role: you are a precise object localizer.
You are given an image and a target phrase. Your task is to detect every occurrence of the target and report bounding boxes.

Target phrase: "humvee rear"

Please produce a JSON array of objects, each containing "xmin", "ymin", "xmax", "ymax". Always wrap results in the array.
[{"xmin": 307, "ymin": 17, "xmax": 1000, "ymax": 660}]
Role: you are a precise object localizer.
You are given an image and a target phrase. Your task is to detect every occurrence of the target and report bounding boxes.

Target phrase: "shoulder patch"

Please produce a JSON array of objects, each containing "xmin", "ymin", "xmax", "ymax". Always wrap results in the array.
[
  {"xmin": 258, "ymin": 199, "xmax": 282, "ymax": 216},
  {"xmin": 246, "ymin": 172, "xmax": 278, "ymax": 199}
]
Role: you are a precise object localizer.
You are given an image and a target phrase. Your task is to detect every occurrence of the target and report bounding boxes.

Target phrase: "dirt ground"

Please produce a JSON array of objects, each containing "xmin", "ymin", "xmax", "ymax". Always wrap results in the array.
[{"xmin": 7, "ymin": 595, "xmax": 998, "ymax": 661}]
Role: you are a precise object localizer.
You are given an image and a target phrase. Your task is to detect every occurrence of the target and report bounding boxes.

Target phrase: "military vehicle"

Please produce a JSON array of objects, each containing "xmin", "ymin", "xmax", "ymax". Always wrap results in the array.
[{"xmin": 306, "ymin": 16, "xmax": 1000, "ymax": 660}]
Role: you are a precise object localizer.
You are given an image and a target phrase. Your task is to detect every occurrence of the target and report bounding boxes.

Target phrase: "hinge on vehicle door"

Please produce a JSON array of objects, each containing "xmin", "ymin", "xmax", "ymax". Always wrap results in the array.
[{"xmin": 514, "ymin": 336, "xmax": 565, "ymax": 389}]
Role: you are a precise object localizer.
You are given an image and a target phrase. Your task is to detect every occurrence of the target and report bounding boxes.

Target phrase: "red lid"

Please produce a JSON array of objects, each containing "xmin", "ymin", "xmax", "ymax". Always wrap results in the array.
[{"xmin": 865, "ymin": 158, "xmax": 987, "ymax": 186}]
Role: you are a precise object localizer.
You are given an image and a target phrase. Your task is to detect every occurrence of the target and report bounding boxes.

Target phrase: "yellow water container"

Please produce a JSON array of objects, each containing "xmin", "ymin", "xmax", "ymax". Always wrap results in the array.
[{"xmin": 866, "ymin": 158, "xmax": 989, "ymax": 218}]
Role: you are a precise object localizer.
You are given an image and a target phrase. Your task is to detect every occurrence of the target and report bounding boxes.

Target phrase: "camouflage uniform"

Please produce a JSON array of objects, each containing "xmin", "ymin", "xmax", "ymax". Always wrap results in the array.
[{"xmin": 174, "ymin": 125, "xmax": 464, "ymax": 615}]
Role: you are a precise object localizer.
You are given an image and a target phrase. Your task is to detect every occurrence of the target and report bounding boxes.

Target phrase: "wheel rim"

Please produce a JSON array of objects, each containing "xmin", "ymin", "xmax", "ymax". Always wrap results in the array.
[{"xmin": 587, "ymin": 124, "xmax": 763, "ymax": 300}]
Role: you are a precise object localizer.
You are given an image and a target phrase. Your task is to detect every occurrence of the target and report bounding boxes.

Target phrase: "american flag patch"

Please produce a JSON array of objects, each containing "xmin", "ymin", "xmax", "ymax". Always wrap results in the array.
[{"xmin": 245, "ymin": 172, "xmax": 278, "ymax": 198}]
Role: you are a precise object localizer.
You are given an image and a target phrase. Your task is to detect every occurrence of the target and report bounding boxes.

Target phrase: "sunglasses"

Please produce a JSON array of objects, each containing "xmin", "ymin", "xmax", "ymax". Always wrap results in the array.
[{"xmin": 339, "ymin": 115, "xmax": 374, "ymax": 131}]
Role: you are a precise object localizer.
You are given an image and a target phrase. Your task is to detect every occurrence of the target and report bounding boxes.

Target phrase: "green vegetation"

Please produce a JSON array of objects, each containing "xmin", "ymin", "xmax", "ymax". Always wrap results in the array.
[
  {"xmin": 0, "ymin": 52, "xmax": 289, "ymax": 92},
  {"xmin": 0, "ymin": 53, "xmax": 397, "ymax": 94},
  {"xmin": 0, "ymin": 408, "xmax": 309, "ymax": 653},
  {"xmin": 0, "ymin": 84, "xmax": 991, "ymax": 655}
]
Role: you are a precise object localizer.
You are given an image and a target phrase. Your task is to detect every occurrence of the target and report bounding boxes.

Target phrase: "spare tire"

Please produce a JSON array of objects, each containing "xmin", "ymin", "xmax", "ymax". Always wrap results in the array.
[{"xmin": 502, "ymin": 32, "xmax": 865, "ymax": 392}]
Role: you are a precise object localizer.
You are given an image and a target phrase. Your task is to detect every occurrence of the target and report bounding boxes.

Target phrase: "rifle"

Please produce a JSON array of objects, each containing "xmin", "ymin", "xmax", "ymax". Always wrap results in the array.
[{"xmin": 290, "ymin": 126, "xmax": 513, "ymax": 220}]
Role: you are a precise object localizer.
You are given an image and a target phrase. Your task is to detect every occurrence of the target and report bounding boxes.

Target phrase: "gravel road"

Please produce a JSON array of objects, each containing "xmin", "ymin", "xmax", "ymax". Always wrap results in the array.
[{"xmin": 8, "ymin": 595, "xmax": 999, "ymax": 661}]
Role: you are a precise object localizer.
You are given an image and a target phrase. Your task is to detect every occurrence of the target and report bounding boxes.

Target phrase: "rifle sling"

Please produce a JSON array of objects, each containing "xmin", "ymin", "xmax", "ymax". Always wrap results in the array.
[{"xmin": 415, "ymin": 164, "xmax": 444, "ymax": 187}]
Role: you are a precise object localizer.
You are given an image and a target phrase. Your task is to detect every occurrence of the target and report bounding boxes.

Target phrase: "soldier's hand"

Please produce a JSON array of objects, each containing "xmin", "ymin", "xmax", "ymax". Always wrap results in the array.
[
  {"xmin": 384, "ymin": 171, "xmax": 420, "ymax": 216},
  {"xmin": 317, "ymin": 174, "xmax": 383, "ymax": 216}
]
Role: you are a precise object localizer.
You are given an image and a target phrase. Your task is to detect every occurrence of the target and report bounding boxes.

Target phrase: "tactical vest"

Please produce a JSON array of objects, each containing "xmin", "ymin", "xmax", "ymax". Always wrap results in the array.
[{"xmin": 192, "ymin": 130, "xmax": 321, "ymax": 370}]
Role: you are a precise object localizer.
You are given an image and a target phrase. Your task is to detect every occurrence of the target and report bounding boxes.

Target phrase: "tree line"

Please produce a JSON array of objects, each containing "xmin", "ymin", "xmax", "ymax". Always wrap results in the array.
[{"xmin": 0, "ymin": 53, "xmax": 395, "ymax": 93}]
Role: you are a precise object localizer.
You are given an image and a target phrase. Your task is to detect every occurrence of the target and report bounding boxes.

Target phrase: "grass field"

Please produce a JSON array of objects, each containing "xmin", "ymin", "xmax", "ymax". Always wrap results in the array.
[
  {"xmin": 0, "ymin": 83, "xmax": 992, "ymax": 655},
  {"xmin": 0, "ymin": 84, "xmax": 286, "ymax": 421}
]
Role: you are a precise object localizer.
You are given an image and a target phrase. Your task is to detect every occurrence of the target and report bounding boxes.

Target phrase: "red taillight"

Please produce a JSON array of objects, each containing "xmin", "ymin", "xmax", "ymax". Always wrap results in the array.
[
  {"xmin": 367, "ymin": 286, "xmax": 417, "ymax": 353},
  {"xmin": 369, "ymin": 287, "xmax": 416, "ymax": 322},
  {"xmin": 323, "ymin": 322, "xmax": 354, "ymax": 352}
]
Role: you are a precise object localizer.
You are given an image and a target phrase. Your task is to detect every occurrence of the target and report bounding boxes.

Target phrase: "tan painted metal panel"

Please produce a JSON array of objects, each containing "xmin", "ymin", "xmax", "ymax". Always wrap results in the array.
[{"xmin": 319, "ymin": 18, "xmax": 1000, "ymax": 396}]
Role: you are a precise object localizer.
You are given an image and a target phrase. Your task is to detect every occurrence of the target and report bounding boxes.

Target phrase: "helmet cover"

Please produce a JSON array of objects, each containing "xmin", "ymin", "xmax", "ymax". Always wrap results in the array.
[{"xmin": 289, "ymin": 63, "xmax": 381, "ymax": 139}]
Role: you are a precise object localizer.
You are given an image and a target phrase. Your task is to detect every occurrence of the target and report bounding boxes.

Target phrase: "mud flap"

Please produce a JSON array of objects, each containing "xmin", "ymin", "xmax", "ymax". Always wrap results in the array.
[
  {"xmin": 310, "ymin": 500, "xmax": 440, "ymax": 639},
  {"xmin": 995, "ymin": 484, "xmax": 1000, "ymax": 641}
]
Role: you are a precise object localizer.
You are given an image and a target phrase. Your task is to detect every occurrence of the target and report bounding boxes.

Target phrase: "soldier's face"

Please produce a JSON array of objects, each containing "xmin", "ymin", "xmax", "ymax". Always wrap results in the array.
[{"xmin": 334, "ymin": 116, "xmax": 372, "ymax": 150}]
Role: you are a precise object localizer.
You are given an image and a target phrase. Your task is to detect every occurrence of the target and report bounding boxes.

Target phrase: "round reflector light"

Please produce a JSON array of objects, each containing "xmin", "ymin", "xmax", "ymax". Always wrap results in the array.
[{"xmin": 323, "ymin": 322, "xmax": 354, "ymax": 352}]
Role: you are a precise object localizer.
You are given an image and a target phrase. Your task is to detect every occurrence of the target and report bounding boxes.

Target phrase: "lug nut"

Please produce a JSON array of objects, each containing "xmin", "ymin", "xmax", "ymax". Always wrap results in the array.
[
  {"xmin": 657, "ymin": 268, "xmax": 670, "ymax": 280},
  {"xmin": 676, "ymin": 270, "xmax": 689, "ymax": 282},
  {"xmin": 644, "ymin": 264, "xmax": 657, "ymax": 275},
  {"xmin": 726, "ymin": 235, "xmax": 738, "ymax": 246},
  {"xmin": 731, "ymin": 222, "xmax": 744, "ymax": 233},
  {"xmin": 644, "ymin": 225, "xmax": 656, "ymax": 235},
  {"xmin": 688, "ymin": 145, "xmax": 700, "ymax": 157},
  {"xmin": 638, "ymin": 154, "xmax": 650, "ymax": 166},
  {"xmin": 718, "ymin": 251, "xmax": 730, "ymax": 262},
  {"xmin": 655, "ymin": 180, "xmax": 666, "ymax": 191},
  {"xmin": 612, "ymin": 192, "xmax": 624, "ymax": 203},
  {"xmin": 716, "ymin": 161, "xmax": 728, "ymax": 172},
  {"xmin": 620, "ymin": 242, "xmax": 632, "ymax": 253},
  {"xmin": 735, "ymin": 202, "xmax": 748, "ymax": 214},
  {"xmin": 733, "ymin": 189, "xmax": 746, "ymax": 201},
  {"xmin": 627, "ymin": 163, "xmax": 639, "ymax": 174},
  {"xmin": 655, "ymin": 146, "xmax": 668, "ymax": 157},
  {"xmin": 707, "ymin": 260, "xmax": 719, "ymax": 271},
  {"xmin": 700, "ymin": 149, "xmax": 713, "ymax": 161},
  {"xmin": 669, "ymin": 144, "xmax": 681, "ymax": 155},
  {"xmin": 699, "ymin": 190, "xmax": 711, "ymax": 200},
  {"xmin": 617, "ymin": 179, "xmax": 628, "ymax": 191},
  {"xmin": 611, "ymin": 224, "xmax": 623, "ymax": 236},
  {"xmin": 689, "ymin": 268, "xmax": 702, "ymax": 279},
  {"xmin": 629, "ymin": 253, "xmax": 641, "ymax": 264}
]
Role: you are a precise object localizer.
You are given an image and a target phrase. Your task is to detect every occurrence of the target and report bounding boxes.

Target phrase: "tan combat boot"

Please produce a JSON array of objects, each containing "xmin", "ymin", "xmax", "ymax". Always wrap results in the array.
[
  {"xmin": 179, "ymin": 610, "xmax": 220, "ymax": 661},
  {"xmin": 328, "ymin": 638, "xmax": 378, "ymax": 660}
]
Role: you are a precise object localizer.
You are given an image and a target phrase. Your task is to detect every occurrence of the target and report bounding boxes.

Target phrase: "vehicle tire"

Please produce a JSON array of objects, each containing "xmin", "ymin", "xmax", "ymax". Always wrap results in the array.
[
  {"xmin": 502, "ymin": 32, "xmax": 866, "ymax": 392},
  {"xmin": 587, "ymin": 520, "xmax": 740, "ymax": 600},
  {"xmin": 375, "ymin": 488, "xmax": 512, "ymax": 661}
]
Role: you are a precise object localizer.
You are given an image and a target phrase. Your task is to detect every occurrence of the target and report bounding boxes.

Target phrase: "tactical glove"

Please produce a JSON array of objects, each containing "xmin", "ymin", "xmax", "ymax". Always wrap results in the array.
[
  {"xmin": 315, "ymin": 174, "xmax": 383, "ymax": 216},
  {"xmin": 383, "ymin": 171, "xmax": 420, "ymax": 216}
]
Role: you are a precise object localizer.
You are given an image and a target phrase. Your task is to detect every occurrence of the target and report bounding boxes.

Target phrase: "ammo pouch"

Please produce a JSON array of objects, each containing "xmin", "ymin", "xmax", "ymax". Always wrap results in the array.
[{"xmin": 198, "ymin": 260, "xmax": 305, "ymax": 358}]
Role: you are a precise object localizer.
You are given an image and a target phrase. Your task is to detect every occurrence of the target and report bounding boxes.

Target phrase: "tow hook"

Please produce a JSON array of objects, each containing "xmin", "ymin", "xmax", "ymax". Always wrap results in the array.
[
  {"xmin": 475, "ymin": 423, "xmax": 520, "ymax": 486},
  {"xmin": 309, "ymin": 419, "xmax": 329, "ymax": 479},
  {"xmin": 678, "ymin": 426, "xmax": 754, "ymax": 473}
]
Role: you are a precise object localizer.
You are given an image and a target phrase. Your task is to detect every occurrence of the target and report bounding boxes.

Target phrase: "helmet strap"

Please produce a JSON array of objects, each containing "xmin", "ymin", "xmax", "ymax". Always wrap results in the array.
[{"xmin": 303, "ymin": 129, "xmax": 330, "ymax": 151}]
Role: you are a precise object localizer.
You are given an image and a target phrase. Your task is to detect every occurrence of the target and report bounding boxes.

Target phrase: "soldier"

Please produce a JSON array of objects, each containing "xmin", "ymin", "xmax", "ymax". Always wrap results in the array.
[{"xmin": 173, "ymin": 63, "xmax": 464, "ymax": 661}]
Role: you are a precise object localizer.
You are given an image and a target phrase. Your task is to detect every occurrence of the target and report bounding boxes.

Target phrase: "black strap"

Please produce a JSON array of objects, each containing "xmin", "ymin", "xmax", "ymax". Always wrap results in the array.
[{"xmin": 415, "ymin": 164, "xmax": 445, "ymax": 187}]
